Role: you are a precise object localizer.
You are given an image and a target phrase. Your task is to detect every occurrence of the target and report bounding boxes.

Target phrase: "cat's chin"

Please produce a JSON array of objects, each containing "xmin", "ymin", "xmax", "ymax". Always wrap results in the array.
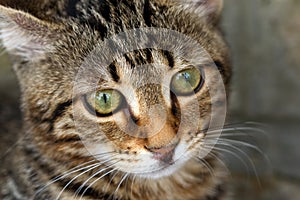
[
  {"xmin": 137, "ymin": 164, "xmax": 181, "ymax": 179},
  {"xmin": 134, "ymin": 156, "xmax": 189, "ymax": 180}
]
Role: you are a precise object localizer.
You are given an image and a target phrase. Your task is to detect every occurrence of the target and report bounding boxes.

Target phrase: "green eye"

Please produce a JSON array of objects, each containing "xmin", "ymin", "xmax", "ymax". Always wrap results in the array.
[
  {"xmin": 171, "ymin": 67, "xmax": 203, "ymax": 95},
  {"xmin": 85, "ymin": 89, "xmax": 124, "ymax": 116}
]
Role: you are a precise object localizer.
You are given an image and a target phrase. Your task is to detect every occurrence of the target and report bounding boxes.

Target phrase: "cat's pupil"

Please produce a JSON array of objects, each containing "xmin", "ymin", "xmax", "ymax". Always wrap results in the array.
[
  {"xmin": 87, "ymin": 89, "xmax": 124, "ymax": 116},
  {"xmin": 103, "ymin": 94, "xmax": 108, "ymax": 104},
  {"xmin": 96, "ymin": 92, "xmax": 111, "ymax": 107}
]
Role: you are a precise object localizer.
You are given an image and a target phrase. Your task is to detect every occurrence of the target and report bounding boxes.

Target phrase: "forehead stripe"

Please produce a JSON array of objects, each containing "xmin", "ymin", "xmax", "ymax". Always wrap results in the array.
[{"xmin": 108, "ymin": 63, "xmax": 120, "ymax": 82}]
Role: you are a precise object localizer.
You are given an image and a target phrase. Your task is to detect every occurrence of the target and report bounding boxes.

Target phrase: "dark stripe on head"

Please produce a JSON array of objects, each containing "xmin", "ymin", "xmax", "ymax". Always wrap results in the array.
[
  {"xmin": 161, "ymin": 50, "xmax": 175, "ymax": 68},
  {"xmin": 143, "ymin": 0, "xmax": 152, "ymax": 27},
  {"xmin": 145, "ymin": 48, "xmax": 154, "ymax": 63},
  {"xmin": 124, "ymin": 54, "xmax": 135, "ymax": 69},
  {"xmin": 108, "ymin": 63, "xmax": 120, "ymax": 82},
  {"xmin": 123, "ymin": 49, "xmax": 153, "ymax": 69},
  {"xmin": 66, "ymin": 0, "xmax": 110, "ymax": 38},
  {"xmin": 66, "ymin": 0, "xmax": 82, "ymax": 17},
  {"xmin": 85, "ymin": 16, "xmax": 108, "ymax": 39},
  {"xmin": 123, "ymin": 0, "xmax": 138, "ymax": 15},
  {"xmin": 99, "ymin": 2, "xmax": 112, "ymax": 22}
]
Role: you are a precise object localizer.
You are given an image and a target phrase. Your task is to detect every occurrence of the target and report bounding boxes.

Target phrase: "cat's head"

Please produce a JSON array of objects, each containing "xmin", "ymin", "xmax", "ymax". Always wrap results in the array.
[{"xmin": 0, "ymin": 0, "xmax": 230, "ymax": 179}]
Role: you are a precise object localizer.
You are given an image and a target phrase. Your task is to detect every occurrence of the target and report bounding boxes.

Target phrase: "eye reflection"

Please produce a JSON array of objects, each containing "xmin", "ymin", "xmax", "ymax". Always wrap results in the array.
[{"xmin": 171, "ymin": 67, "xmax": 203, "ymax": 95}]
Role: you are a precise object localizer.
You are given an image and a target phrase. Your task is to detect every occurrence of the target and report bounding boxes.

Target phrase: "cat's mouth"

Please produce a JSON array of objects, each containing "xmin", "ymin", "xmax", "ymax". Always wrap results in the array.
[
  {"xmin": 134, "ymin": 142, "xmax": 192, "ymax": 179},
  {"xmin": 135, "ymin": 155, "xmax": 186, "ymax": 179}
]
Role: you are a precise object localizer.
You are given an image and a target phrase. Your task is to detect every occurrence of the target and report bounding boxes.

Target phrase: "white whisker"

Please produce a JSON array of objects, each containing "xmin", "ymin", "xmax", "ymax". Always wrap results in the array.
[
  {"xmin": 206, "ymin": 142, "xmax": 262, "ymax": 187},
  {"xmin": 206, "ymin": 127, "xmax": 267, "ymax": 137},
  {"xmin": 74, "ymin": 159, "xmax": 118, "ymax": 198},
  {"xmin": 105, "ymin": 169, "xmax": 120, "ymax": 198},
  {"xmin": 34, "ymin": 161, "xmax": 99, "ymax": 197},
  {"xmin": 55, "ymin": 163, "xmax": 103, "ymax": 200},
  {"xmin": 35, "ymin": 152, "xmax": 116, "ymax": 197},
  {"xmin": 79, "ymin": 167, "xmax": 118, "ymax": 200},
  {"xmin": 204, "ymin": 145, "xmax": 250, "ymax": 175},
  {"xmin": 195, "ymin": 157, "xmax": 215, "ymax": 178},
  {"xmin": 113, "ymin": 173, "xmax": 129, "ymax": 199},
  {"xmin": 216, "ymin": 138, "xmax": 266, "ymax": 156},
  {"xmin": 130, "ymin": 174, "xmax": 137, "ymax": 198},
  {"xmin": 207, "ymin": 151, "xmax": 231, "ymax": 176}
]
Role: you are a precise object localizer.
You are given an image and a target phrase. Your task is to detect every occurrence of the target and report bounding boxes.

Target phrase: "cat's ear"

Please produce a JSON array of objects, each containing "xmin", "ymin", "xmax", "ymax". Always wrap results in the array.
[
  {"xmin": 167, "ymin": 0, "xmax": 223, "ymax": 22},
  {"xmin": 0, "ymin": 5, "xmax": 60, "ymax": 59}
]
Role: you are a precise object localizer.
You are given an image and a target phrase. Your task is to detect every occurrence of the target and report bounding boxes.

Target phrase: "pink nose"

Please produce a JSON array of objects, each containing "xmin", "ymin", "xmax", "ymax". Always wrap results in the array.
[{"xmin": 145, "ymin": 144, "xmax": 176, "ymax": 164}]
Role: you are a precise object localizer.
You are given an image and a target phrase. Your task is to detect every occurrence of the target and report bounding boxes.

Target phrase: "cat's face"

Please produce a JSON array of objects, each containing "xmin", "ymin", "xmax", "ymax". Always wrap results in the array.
[
  {"xmin": 73, "ymin": 45, "xmax": 225, "ymax": 178},
  {"xmin": 0, "ymin": 0, "xmax": 230, "ymax": 179}
]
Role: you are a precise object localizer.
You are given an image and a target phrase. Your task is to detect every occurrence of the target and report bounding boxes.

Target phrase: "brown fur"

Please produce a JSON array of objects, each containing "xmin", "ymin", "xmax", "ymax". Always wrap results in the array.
[{"xmin": 0, "ymin": 0, "xmax": 231, "ymax": 199}]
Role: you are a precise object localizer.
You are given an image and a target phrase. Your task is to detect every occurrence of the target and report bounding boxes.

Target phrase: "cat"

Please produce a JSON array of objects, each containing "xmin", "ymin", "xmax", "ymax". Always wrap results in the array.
[{"xmin": 0, "ymin": 0, "xmax": 231, "ymax": 199}]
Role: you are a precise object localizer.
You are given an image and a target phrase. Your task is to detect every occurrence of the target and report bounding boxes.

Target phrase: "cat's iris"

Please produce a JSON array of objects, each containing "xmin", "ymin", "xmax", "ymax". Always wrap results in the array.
[
  {"xmin": 85, "ymin": 89, "xmax": 123, "ymax": 116},
  {"xmin": 171, "ymin": 67, "xmax": 203, "ymax": 95}
]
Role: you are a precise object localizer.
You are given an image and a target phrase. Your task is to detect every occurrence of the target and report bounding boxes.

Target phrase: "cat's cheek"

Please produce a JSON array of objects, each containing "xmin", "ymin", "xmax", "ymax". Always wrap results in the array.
[{"xmin": 174, "ymin": 135, "xmax": 202, "ymax": 160}]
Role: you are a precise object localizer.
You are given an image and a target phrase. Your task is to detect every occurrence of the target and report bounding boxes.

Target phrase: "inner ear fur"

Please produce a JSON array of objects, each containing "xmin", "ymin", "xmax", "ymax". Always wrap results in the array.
[{"xmin": 0, "ymin": 5, "xmax": 61, "ymax": 58}]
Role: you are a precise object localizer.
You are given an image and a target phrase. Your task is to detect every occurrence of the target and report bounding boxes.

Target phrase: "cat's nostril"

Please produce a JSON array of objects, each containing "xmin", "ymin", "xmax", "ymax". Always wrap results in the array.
[
  {"xmin": 145, "ymin": 144, "xmax": 176, "ymax": 154},
  {"xmin": 145, "ymin": 138, "xmax": 179, "ymax": 153},
  {"xmin": 145, "ymin": 144, "xmax": 176, "ymax": 164},
  {"xmin": 145, "ymin": 144, "xmax": 175, "ymax": 154}
]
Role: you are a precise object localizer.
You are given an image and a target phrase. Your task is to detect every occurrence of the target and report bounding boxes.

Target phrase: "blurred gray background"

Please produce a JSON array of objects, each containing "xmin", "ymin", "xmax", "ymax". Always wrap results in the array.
[
  {"xmin": 0, "ymin": 0, "xmax": 299, "ymax": 199},
  {"xmin": 222, "ymin": 0, "xmax": 300, "ymax": 199}
]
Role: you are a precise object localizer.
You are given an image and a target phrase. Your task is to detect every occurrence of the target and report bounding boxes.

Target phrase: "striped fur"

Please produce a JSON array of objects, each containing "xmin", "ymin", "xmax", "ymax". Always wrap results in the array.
[{"xmin": 0, "ymin": 0, "xmax": 231, "ymax": 199}]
